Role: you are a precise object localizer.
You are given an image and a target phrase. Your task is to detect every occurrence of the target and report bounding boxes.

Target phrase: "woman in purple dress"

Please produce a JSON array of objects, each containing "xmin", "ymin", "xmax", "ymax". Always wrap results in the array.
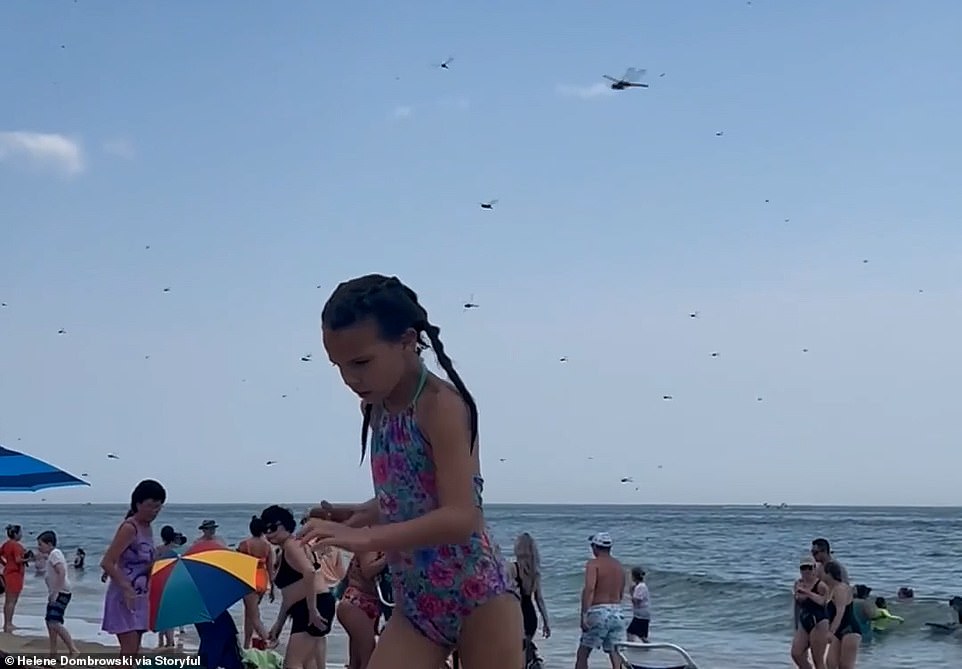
[{"xmin": 100, "ymin": 479, "xmax": 166, "ymax": 656}]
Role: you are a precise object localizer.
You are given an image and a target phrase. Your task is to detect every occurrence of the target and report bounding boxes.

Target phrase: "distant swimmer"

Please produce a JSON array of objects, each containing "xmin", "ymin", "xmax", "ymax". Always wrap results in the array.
[
  {"xmin": 897, "ymin": 587, "xmax": 914, "ymax": 600},
  {"xmin": 870, "ymin": 597, "xmax": 903, "ymax": 633},
  {"xmin": 924, "ymin": 597, "xmax": 962, "ymax": 632}
]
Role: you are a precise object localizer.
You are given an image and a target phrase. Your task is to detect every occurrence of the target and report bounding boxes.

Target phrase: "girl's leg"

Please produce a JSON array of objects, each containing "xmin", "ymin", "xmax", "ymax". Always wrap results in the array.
[
  {"xmin": 117, "ymin": 631, "xmax": 143, "ymax": 656},
  {"xmin": 838, "ymin": 635, "xmax": 860, "ymax": 669},
  {"xmin": 315, "ymin": 637, "xmax": 326, "ymax": 669},
  {"xmin": 367, "ymin": 614, "xmax": 448, "ymax": 669},
  {"xmin": 285, "ymin": 631, "xmax": 319, "ymax": 669},
  {"xmin": 790, "ymin": 629, "xmax": 813, "ymax": 669},
  {"xmin": 457, "ymin": 594, "xmax": 523, "ymax": 669},
  {"xmin": 3, "ymin": 592, "xmax": 19, "ymax": 632},
  {"xmin": 338, "ymin": 602, "xmax": 378, "ymax": 669}
]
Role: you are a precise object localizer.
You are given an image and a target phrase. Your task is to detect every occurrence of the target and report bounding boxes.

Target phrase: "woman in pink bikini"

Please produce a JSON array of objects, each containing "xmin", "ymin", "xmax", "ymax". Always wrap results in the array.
[{"xmin": 301, "ymin": 274, "xmax": 522, "ymax": 669}]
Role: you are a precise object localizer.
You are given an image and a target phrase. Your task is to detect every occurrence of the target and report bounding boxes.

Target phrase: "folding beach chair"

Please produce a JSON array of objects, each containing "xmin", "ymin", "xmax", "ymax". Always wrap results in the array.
[{"xmin": 615, "ymin": 641, "xmax": 699, "ymax": 669}]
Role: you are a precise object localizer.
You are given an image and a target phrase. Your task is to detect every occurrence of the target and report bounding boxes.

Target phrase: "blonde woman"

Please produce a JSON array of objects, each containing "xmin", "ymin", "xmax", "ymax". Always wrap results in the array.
[{"xmin": 508, "ymin": 533, "xmax": 550, "ymax": 666}]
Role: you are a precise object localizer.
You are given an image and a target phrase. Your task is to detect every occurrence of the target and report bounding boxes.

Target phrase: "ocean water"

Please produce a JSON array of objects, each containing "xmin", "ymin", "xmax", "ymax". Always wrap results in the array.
[{"xmin": 0, "ymin": 503, "xmax": 960, "ymax": 668}]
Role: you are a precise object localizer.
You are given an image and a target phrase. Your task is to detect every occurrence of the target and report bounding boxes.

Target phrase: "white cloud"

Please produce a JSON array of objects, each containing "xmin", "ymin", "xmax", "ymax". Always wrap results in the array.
[
  {"xmin": 391, "ymin": 105, "xmax": 414, "ymax": 119},
  {"xmin": 555, "ymin": 83, "xmax": 615, "ymax": 100},
  {"xmin": 102, "ymin": 137, "xmax": 135, "ymax": 160},
  {"xmin": 0, "ymin": 131, "xmax": 85, "ymax": 175}
]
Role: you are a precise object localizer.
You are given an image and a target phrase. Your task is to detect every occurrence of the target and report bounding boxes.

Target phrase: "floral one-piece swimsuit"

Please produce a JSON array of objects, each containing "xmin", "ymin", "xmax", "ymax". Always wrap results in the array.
[{"xmin": 369, "ymin": 365, "xmax": 513, "ymax": 648}]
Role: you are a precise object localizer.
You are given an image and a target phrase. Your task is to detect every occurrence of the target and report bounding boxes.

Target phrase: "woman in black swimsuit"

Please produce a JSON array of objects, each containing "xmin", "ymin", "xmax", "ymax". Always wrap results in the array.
[
  {"xmin": 260, "ymin": 506, "xmax": 335, "ymax": 669},
  {"xmin": 792, "ymin": 555, "xmax": 829, "ymax": 669},
  {"xmin": 507, "ymin": 533, "xmax": 549, "ymax": 667},
  {"xmin": 823, "ymin": 560, "xmax": 860, "ymax": 669}
]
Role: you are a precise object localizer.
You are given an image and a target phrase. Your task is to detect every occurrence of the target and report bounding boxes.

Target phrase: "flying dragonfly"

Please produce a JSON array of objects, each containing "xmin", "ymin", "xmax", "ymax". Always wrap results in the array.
[
  {"xmin": 265, "ymin": 460, "xmax": 278, "ymax": 466},
  {"xmin": 603, "ymin": 68, "xmax": 649, "ymax": 90},
  {"xmin": 107, "ymin": 453, "xmax": 119, "ymax": 460},
  {"xmin": 480, "ymin": 199, "xmax": 498, "ymax": 210},
  {"xmin": 435, "ymin": 56, "xmax": 454, "ymax": 70},
  {"xmin": 300, "ymin": 353, "xmax": 312, "ymax": 362},
  {"xmin": 620, "ymin": 477, "xmax": 633, "ymax": 484},
  {"xmin": 463, "ymin": 294, "xmax": 479, "ymax": 310}
]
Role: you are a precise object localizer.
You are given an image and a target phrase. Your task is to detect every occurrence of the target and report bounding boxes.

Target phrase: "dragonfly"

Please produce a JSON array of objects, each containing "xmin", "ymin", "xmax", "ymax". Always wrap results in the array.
[{"xmin": 602, "ymin": 67, "xmax": 649, "ymax": 90}]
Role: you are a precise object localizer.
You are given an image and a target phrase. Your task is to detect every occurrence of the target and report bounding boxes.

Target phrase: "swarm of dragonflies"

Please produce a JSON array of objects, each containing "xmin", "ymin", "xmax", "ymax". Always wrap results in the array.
[{"xmin": 603, "ymin": 68, "xmax": 649, "ymax": 90}]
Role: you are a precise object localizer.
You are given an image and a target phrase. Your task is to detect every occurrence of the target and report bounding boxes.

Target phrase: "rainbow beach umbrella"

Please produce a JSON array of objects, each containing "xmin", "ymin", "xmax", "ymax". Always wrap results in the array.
[{"xmin": 149, "ymin": 546, "xmax": 260, "ymax": 631}]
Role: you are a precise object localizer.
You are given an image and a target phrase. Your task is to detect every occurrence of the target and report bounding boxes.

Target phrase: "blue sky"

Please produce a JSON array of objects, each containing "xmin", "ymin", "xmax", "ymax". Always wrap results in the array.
[{"xmin": 1, "ymin": 1, "xmax": 961, "ymax": 505}]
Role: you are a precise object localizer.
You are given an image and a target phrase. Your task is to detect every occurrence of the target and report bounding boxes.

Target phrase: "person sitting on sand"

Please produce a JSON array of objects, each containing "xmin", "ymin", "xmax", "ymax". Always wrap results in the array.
[
  {"xmin": 1, "ymin": 524, "xmax": 28, "ymax": 633},
  {"xmin": 38, "ymin": 530, "xmax": 80, "ymax": 657},
  {"xmin": 72, "ymin": 548, "xmax": 85, "ymax": 570},
  {"xmin": 575, "ymin": 532, "xmax": 627, "ymax": 669}
]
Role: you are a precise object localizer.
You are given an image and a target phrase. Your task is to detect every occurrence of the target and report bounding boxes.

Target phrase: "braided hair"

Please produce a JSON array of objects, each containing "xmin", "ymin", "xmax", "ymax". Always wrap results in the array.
[{"xmin": 321, "ymin": 274, "xmax": 478, "ymax": 459}]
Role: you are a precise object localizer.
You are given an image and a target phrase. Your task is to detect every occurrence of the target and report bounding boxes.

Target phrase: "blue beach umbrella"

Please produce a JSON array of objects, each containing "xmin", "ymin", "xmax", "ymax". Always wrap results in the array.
[{"xmin": 0, "ymin": 445, "xmax": 89, "ymax": 492}]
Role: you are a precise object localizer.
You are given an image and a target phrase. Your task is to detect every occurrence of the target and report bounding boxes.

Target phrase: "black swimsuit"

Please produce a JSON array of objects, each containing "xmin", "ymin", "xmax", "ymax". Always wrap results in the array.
[
  {"xmin": 827, "ymin": 599, "xmax": 861, "ymax": 639},
  {"xmin": 797, "ymin": 580, "xmax": 827, "ymax": 632},
  {"xmin": 275, "ymin": 545, "xmax": 335, "ymax": 638},
  {"xmin": 515, "ymin": 562, "xmax": 538, "ymax": 638}
]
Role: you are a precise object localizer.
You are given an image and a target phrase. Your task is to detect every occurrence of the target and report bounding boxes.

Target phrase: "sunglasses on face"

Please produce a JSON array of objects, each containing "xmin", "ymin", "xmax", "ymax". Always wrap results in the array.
[
  {"xmin": 264, "ymin": 523, "xmax": 281, "ymax": 534},
  {"xmin": 800, "ymin": 565, "xmax": 814, "ymax": 571}
]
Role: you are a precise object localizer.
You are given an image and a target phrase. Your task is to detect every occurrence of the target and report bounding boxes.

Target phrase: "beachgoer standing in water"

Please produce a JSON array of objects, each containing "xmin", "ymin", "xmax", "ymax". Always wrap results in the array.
[
  {"xmin": 100, "ymin": 479, "xmax": 166, "ymax": 656},
  {"xmin": 575, "ymin": 533, "xmax": 626, "ymax": 669},
  {"xmin": 237, "ymin": 515, "xmax": 275, "ymax": 649},
  {"xmin": 791, "ymin": 555, "xmax": 829, "ymax": 669},
  {"xmin": 37, "ymin": 530, "xmax": 79, "ymax": 656},
  {"xmin": 507, "ymin": 532, "xmax": 550, "ymax": 666},
  {"xmin": 626, "ymin": 566, "xmax": 651, "ymax": 643},
  {"xmin": 811, "ymin": 539, "xmax": 848, "ymax": 583},
  {"xmin": 300, "ymin": 274, "xmax": 522, "ymax": 669},
  {"xmin": 823, "ymin": 561, "xmax": 860, "ymax": 669},
  {"xmin": 1, "ymin": 524, "xmax": 28, "ymax": 632}
]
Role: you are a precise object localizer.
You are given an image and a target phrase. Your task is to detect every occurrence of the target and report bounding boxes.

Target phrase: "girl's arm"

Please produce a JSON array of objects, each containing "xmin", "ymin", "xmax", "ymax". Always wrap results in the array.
[
  {"xmin": 364, "ymin": 390, "xmax": 480, "ymax": 552},
  {"xmin": 803, "ymin": 582, "xmax": 829, "ymax": 606},
  {"xmin": 287, "ymin": 541, "xmax": 323, "ymax": 602},
  {"xmin": 267, "ymin": 545, "xmax": 276, "ymax": 597},
  {"xmin": 358, "ymin": 552, "xmax": 387, "ymax": 580},
  {"xmin": 100, "ymin": 523, "xmax": 137, "ymax": 592}
]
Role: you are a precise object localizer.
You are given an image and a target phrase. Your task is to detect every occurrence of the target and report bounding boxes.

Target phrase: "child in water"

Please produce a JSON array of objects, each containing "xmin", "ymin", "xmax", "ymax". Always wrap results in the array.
[{"xmin": 300, "ymin": 274, "xmax": 522, "ymax": 669}]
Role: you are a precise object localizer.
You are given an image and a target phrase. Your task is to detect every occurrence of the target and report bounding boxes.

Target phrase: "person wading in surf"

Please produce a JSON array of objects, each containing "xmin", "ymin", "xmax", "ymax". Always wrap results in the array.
[{"xmin": 574, "ymin": 532, "xmax": 626, "ymax": 669}]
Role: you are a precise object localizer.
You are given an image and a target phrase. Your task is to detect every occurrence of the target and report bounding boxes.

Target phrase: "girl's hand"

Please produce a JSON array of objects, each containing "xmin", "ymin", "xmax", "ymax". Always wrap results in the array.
[
  {"xmin": 309, "ymin": 501, "xmax": 378, "ymax": 528},
  {"xmin": 308, "ymin": 607, "xmax": 327, "ymax": 632},
  {"xmin": 122, "ymin": 586, "xmax": 138, "ymax": 610},
  {"xmin": 542, "ymin": 624, "xmax": 551, "ymax": 639},
  {"xmin": 268, "ymin": 623, "xmax": 282, "ymax": 642},
  {"xmin": 298, "ymin": 520, "xmax": 373, "ymax": 552}
]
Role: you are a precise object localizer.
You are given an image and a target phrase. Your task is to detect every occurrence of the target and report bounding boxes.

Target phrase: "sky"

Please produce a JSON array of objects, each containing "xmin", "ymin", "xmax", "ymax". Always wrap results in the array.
[{"xmin": 1, "ymin": 1, "xmax": 961, "ymax": 506}]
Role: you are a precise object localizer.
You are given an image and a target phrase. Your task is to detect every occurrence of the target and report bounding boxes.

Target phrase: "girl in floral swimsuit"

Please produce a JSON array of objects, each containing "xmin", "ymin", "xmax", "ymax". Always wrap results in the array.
[{"xmin": 301, "ymin": 274, "xmax": 522, "ymax": 669}]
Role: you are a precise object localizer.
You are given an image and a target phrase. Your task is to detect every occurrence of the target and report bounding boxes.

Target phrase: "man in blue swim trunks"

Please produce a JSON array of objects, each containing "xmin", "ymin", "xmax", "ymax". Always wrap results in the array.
[{"xmin": 575, "ymin": 532, "xmax": 627, "ymax": 669}]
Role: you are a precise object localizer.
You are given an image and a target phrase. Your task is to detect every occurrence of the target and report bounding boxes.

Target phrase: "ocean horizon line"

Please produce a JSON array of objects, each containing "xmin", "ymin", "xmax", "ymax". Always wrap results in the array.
[{"xmin": 0, "ymin": 501, "xmax": 959, "ymax": 509}]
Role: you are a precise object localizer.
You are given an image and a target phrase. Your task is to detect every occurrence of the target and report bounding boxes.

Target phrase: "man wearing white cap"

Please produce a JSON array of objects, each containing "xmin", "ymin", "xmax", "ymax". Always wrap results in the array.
[{"xmin": 575, "ymin": 532, "xmax": 627, "ymax": 669}]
